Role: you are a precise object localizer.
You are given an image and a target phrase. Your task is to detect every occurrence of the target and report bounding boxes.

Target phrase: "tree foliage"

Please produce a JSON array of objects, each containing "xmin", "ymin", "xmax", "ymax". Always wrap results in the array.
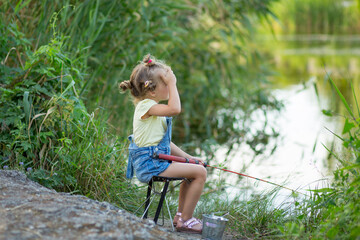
[
  {"xmin": 1, "ymin": 0, "xmax": 282, "ymax": 159},
  {"xmin": 0, "ymin": 0, "xmax": 280, "ymax": 213}
]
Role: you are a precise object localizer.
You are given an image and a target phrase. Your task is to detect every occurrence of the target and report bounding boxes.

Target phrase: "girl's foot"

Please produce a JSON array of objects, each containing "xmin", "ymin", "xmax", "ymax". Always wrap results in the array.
[
  {"xmin": 173, "ymin": 212, "xmax": 182, "ymax": 227},
  {"xmin": 176, "ymin": 217, "xmax": 202, "ymax": 234}
]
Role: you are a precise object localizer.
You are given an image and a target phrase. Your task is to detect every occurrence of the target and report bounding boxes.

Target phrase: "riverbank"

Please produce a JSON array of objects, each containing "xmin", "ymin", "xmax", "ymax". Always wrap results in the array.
[
  {"xmin": 0, "ymin": 170, "xmax": 186, "ymax": 239},
  {"xmin": 1, "ymin": 170, "xmax": 240, "ymax": 240}
]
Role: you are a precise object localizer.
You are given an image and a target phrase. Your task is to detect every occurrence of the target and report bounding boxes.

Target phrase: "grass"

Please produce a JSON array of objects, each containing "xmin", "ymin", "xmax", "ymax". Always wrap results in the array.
[{"xmin": 2, "ymin": 0, "xmax": 283, "ymax": 155}]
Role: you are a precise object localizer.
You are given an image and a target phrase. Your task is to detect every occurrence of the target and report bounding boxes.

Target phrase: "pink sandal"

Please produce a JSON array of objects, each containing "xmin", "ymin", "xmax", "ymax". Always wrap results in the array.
[
  {"xmin": 176, "ymin": 217, "xmax": 202, "ymax": 234},
  {"xmin": 173, "ymin": 212, "xmax": 181, "ymax": 227}
]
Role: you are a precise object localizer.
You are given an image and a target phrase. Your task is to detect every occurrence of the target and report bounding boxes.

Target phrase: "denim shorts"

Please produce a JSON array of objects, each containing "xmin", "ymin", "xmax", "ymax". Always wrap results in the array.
[{"xmin": 130, "ymin": 146, "xmax": 171, "ymax": 183}]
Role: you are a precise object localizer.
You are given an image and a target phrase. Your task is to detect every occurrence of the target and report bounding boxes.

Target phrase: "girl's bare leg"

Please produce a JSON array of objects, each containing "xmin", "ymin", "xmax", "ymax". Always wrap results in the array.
[
  {"xmin": 159, "ymin": 162, "xmax": 207, "ymax": 221},
  {"xmin": 177, "ymin": 180, "xmax": 190, "ymax": 213},
  {"xmin": 172, "ymin": 181, "xmax": 188, "ymax": 226}
]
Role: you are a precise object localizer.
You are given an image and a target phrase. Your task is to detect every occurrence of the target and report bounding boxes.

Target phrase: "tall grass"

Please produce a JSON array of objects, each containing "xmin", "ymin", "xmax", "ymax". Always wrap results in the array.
[
  {"xmin": 271, "ymin": 0, "xmax": 360, "ymax": 35},
  {"xmin": 2, "ymin": 0, "xmax": 283, "ymax": 159},
  {"xmin": 0, "ymin": 18, "xmax": 144, "ymax": 210},
  {"xmin": 276, "ymin": 76, "xmax": 360, "ymax": 239},
  {"xmin": 0, "ymin": 0, "xmax": 282, "ymax": 219}
]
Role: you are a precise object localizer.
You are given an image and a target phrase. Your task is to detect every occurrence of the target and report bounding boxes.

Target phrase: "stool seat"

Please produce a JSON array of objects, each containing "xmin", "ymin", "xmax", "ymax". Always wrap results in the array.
[
  {"xmin": 151, "ymin": 176, "xmax": 185, "ymax": 182},
  {"xmin": 142, "ymin": 175, "xmax": 185, "ymax": 231}
]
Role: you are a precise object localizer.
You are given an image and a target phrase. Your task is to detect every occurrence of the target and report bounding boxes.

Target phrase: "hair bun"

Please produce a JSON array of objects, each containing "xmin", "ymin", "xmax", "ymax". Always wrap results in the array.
[
  {"xmin": 143, "ymin": 54, "xmax": 155, "ymax": 67},
  {"xmin": 119, "ymin": 80, "xmax": 132, "ymax": 92}
]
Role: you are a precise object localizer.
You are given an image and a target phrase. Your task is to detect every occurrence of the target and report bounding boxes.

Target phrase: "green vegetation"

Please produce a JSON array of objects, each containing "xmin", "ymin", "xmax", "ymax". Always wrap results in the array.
[
  {"xmin": 197, "ymin": 77, "xmax": 360, "ymax": 239},
  {"xmin": 1, "ymin": 0, "xmax": 280, "ymax": 189},
  {"xmin": 269, "ymin": 0, "xmax": 360, "ymax": 35},
  {"xmin": 0, "ymin": 17, "xmax": 139, "ymax": 209},
  {"xmin": 1, "ymin": 0, "xmax": 282, "ymax": 154},
  {"xmin": 276, "ymin": 77, "xmax": 360, "ymax": 239},
  {"xmin": 1, "ymin": 0, "xmax": 281, "ymax": 229},
  {"xmin": 1, "ymin": 0, "xmax": 360, "ymax": 239}
]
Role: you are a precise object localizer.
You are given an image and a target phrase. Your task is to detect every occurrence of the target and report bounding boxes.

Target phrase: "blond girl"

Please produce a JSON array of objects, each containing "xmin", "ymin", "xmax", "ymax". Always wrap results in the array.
[{"xmin": 119, "ymin": 54, "xmax": 206, "ymax": 233}]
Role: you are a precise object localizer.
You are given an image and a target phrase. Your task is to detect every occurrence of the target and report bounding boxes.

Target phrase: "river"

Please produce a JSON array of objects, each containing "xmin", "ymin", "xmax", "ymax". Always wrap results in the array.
[{"xmin": 213, "ymin": 34, "xmax": 359, "ymax": 204}]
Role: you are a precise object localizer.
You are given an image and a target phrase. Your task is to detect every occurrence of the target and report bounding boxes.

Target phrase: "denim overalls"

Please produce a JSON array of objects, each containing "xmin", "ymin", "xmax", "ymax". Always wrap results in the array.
[{"xmin": 126, "ymin": 117, "xmax": 172, "ymax": 183}]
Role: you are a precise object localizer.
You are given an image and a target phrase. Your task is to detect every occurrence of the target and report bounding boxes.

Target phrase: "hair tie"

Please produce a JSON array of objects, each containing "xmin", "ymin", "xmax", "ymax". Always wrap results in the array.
[{"xmin": 144, "ymin": 80, "xmax": 151, "ymax": 88}]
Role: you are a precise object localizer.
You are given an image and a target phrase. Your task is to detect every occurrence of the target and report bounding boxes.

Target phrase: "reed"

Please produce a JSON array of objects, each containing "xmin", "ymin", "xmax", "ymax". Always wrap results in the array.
[
  {"xmin": 2, "ymin": 0, "xmax": 283, "ymax": 158},
  {"xmin": 273, "ymin": 0, "xmax": 360, "ymax": 35},
  {"xmin": 1, "ymin": 0, "xmax": 282, "ymax": 225}
]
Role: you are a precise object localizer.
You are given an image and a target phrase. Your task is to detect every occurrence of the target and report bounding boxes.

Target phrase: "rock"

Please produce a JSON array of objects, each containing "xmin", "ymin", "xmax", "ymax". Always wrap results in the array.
[{"xmin": 0, "ymin": 170, "xmax": 199, "ymax": 240}]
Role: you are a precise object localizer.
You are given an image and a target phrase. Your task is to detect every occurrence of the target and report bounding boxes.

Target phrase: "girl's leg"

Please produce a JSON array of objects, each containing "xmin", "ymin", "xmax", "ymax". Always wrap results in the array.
[
  {"xmin": 172, "ymin": 180, "xmax": 190, "ymax": 225},
  {"xmin": 177, "ymin": 180, "xmax": 190, "ymax": 213},
  {"xmin": 159, "ymin": 162, "xmax": 207, "ymax": 221}
]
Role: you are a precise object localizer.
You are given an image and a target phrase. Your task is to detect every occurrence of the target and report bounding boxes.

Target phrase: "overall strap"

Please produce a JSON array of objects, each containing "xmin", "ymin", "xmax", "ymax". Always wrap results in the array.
[
  {"xmin": 157, "ymin": 117, "xmax": 172, "ymax": 146},
  {"xmin": 126, "ymin": 135, "xmax": 135, "ymax": 179}
]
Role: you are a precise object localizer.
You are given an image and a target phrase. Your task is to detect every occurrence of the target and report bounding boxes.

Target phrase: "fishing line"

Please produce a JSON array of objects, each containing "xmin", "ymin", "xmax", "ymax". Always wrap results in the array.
[{"xmin": 153, "ymin": 153, "xmax": 306, "ymax": 196}]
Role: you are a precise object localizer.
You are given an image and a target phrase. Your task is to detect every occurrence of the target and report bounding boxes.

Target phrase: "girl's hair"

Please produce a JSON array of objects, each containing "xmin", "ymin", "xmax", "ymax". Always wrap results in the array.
[{"xmin": 119, "ymin": 54, "xmax": 167, "ymax": 99}]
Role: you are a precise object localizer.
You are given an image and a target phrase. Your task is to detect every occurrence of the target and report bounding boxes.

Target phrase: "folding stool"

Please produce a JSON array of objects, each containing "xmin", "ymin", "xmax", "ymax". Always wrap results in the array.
[{"xmin": 140, "ymin": 176, "xmax": 185, "ymax": 231}]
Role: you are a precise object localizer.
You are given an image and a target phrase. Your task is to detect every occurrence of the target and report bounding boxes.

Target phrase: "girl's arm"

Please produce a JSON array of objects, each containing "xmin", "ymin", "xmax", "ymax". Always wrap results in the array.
[
  {"xmin": 147, "ymin": 68, "xmax": 181, "ymax": 117},
  {"xmin": 170, "ymin": 142, "xmax": 192, "ymax": 159}
]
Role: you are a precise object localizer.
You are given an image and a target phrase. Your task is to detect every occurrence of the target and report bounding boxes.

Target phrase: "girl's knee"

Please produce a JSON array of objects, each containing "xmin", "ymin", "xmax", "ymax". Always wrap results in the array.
[{"xmin": 197, "ymin": 166, "xmax": 207, "ymax": 182}]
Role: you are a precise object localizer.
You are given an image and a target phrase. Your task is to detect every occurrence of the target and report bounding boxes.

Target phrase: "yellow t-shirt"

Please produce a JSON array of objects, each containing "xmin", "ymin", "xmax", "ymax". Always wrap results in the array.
[{"xmin": 133, "ymin": 99, "xmax": 167, "ymax": 147}]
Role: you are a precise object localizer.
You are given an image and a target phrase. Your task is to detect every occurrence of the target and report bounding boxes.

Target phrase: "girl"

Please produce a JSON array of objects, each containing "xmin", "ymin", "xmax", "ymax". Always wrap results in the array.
[{"xmin": 119, "ymin": 54, "xmax": 207, "ymax": 234}]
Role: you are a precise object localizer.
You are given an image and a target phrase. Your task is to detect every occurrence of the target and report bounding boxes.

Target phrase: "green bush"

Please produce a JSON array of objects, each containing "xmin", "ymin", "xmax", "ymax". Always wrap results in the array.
[
  {"xmin": 1, "ymin": 0, "xmax": 282, "ymax": 160},
  {"xmin": 0, "ymin": 20, "xmax": 140, "ymax": 208}
]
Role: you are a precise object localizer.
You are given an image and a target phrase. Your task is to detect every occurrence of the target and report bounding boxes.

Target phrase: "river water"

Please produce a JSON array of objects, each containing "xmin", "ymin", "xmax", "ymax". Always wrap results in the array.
[{"xmin": 213, "ymin": 35, "xmax": 359, "ymax": 203}]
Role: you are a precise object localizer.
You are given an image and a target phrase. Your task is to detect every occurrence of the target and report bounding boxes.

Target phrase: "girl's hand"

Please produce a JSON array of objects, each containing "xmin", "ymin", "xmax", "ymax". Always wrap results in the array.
[
  {"xmin": 191, "ymin": 156, "xmax": 205, "ymax": 166},
  {"xmin": 146, "ymin": 67, "xmax": 180, "ymax": 117},
  {"xmin": 161, "ymin": 67, "xmax": 177, "ymax": 85}
]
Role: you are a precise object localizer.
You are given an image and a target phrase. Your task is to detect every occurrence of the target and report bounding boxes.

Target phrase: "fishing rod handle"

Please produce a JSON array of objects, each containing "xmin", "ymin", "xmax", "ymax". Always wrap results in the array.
[{"xmin": 153, "ymin": 153, "xmax": 207, "ymax": 167}]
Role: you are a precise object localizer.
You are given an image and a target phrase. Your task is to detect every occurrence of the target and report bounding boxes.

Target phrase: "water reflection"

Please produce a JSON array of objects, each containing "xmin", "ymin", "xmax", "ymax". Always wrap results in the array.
[
  {"xmin": 212, "ymin": 34, "xmax": 358, "ymax": 202},
  {"xmin": 213, "ymin": 84, "xmax": 340, "ymax": 202},
  {"xmin": 215, "ymin": 83, "xmax": 339, "ymax": 191}
]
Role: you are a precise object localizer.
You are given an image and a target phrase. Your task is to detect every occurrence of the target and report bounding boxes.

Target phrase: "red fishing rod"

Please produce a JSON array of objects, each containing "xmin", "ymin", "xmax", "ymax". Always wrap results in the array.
[{"xmin": 153, "ymin": 153, "xmax": 304, "ymax": 195}]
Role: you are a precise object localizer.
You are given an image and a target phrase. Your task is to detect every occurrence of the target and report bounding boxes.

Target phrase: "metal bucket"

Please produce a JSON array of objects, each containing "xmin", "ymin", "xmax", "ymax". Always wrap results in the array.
[{"xmin": 202, "ymin": 214, "xmax": 229, "ymax": 240}]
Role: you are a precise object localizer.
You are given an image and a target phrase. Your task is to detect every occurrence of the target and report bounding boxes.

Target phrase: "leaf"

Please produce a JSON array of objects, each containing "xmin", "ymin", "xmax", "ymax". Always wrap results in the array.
[
  {"xmin": 23, "ymin": 91, "xmax": 31, "ymax": 123},
  {"xmin": 59, "ymin": 80, "xmax": 75, "ymax": 97},
  {"xmin": 309, "ymin": 188, "xmax": 334, "ymax": 193},
  {"xmin": 350, "ymin": 80, "xmax": 360, "ymax": 118},
  {"xmin": 39, "ymin": 143, "xmax": 47, "ymax": 160},
  {"xmin": 313, "ymin": 80, "xmax": 320, "ymax": 104},
  {"xmin": 28, "ymin": 113, "xmax": 46, "ymax": 130},
  {"xmin": 350, "ymin": 226, "xmax": 360, "ymax": 239},
  {"xmin": 342, "ymin": 118, "xmax": 355, "ymax": 135},
  {"xmin": 20, "ymin": 141, "xmax": 32, "ymax": 151},
  {"xmin": 322, "ymin": 109, "xmax": 333, "ymax": 117},
  {"xmin": 55, "ymin": 53, "xmax": 71, "ymax": 65},
  {"xmin": 338, "ymin": 163, "xmax": 360, "ymax": 171},
  {"xmin": 39, "ymin": 106, "xmax": 56, "ymax": 133},
  {"xmin": 326, "ymin": 226, "xmax": 339, "ymax": 238},
  {"xmin": 14, "ymin": 0, "xmax": 32, "ymax": 14},
  {"xmin": 328, "ymin": 74, "xmax": 355, "ymax": 120},
  {"xmin": 34, "ymin": 85, "xmax": 52, "ymax": 97},
  {"xmin": 324, "ymin": 127, "xmax": 344, "ymax": 141}
]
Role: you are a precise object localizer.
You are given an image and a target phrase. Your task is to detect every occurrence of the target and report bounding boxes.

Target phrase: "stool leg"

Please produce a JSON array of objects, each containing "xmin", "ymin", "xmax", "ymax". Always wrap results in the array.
[
  {"xmin": 165, "ymin": 196, "xmax": 175, "ymax": 231},
  {"xmin": 154, "ymin": 181, "xmax": 169, "ymax": 224},
  {"xmin": 144, "ymin": 179, "xmax": 153, "ymax": 219}
]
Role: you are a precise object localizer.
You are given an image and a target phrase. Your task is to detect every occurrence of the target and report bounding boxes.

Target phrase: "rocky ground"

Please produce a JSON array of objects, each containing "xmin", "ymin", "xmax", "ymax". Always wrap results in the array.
[{"xmin": 0, "ymin": 170, "xmax": 236, "ymax": 240}]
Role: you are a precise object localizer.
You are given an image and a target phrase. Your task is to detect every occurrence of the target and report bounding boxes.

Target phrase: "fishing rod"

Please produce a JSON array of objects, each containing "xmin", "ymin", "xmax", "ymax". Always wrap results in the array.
[{"xmin": 153, "ymin": 153, "xmax": 305, "ymax": 195}]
